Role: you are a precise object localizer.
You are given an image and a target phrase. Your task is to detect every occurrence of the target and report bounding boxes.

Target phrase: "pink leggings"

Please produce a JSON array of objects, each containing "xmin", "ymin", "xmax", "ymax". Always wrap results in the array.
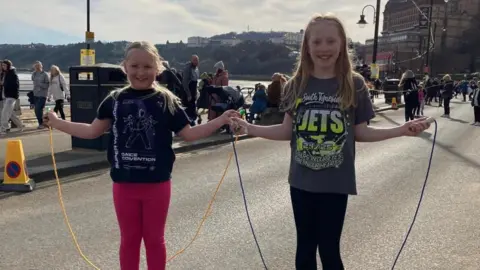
[{"xmin": 113, "ymin": 181, "xmax": 171, "ymax": 270}]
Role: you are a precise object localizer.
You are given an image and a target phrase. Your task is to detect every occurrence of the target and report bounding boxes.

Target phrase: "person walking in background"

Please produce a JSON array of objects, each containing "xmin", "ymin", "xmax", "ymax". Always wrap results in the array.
[
  {"xmin": 208, "ymin": 61, "xmax": 229, "ymax": 122},
  {"xmin": 0, "ymin": 67, "xmax": 4, "ymax": 118},
  {"xmin": 468, "ymin": 80, "xmax": 477, "ymax": 101},
  {"xmin": 157, "ymin": 61, "xmax": 183, "ymax": 97},
  {"xmin": 266, "ymin": 73, "xmax": 287, "ymax": 108},
  {"xmin": 435, "ymin": 79, "xmax": 443, "ymax": 107},
  {"xmin": 416, "ymin": 84, "xmax": 425, "ymax": 117},
  {"xmin": 248, "ymin": 83, "xmax": 268, "ymax": 123},
  {"xmin": 47, "ymin": 65, "xmax": 70, "ymax": 120},
  {"xmin": 211, "ymin": 61, "xmax": 229, "ymax": 86},
  {"xmin": 441, "ymin": 74, "xmax": 455, "ymax": 118},
  {"xmin": 459, "ymin": 79, "xmax": 469, "ymax": 102},
  {"xmin": 31, "ymin": 61, "xmax": 49, "ymax": 128},
  {"xmin": 0, "ymin": 59, "xmax": 23, "ymax": 135},
  {"xmin": 399, "ymin": 70, "xmax": 419, "ymax": 122},
  {"xmin": 182, "ymin": 55, "xmax": 200, "ymax": 126},
  {"xmin": 471, "ymin": 82, "xmax": 480, "ymax": 126}
]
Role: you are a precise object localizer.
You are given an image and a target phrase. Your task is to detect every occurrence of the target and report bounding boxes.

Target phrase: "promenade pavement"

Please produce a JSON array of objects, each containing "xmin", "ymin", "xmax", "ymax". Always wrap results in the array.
[
  {"xmin": 0, "ymin": 97, "xmax": 478, "ymax": 269},
  {"xmin": 1, "ymin": 94, "xmax": 400, "ymax": 183}
]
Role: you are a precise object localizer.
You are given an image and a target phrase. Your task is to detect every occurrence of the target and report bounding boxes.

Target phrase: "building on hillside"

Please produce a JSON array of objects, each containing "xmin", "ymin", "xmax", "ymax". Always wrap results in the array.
[
  {"xmin": 187, "ymin": 30, "xmax": 304, "ymax": 48},
  {"xmin": 268, "ymin": 30, "xmax": 303, "ymax": 46},
  {"xmin": 284, "ymin": 30, "xmax": 304, "ymax": 46},
  {"xmin": 187, "ymin": 36, "xmax": 210, "ymax": 47},
  {"xmin": 269, "ymin": 36, "xmax": 285, "ymax": 44},
  {"xmin": 363, "ymin": 0, "xmax": 480, "ymax": 75},
  {"xmin": 219, "ymin": 38, "xmax": 242, "ymax": 46}
]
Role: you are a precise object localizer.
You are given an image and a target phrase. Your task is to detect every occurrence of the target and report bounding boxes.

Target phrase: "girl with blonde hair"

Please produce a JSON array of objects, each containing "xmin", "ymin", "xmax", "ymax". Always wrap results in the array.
[
  {"xmin": 231, "ymin": 14, "xmax": 430, "ymax": 268},
  {"xmin": 47, "ymin": 65, "xmax": 69, "ymax": 120},
  {"xmin": 43, "ymin": 41, "xmax": 239, "ymax": 270}
]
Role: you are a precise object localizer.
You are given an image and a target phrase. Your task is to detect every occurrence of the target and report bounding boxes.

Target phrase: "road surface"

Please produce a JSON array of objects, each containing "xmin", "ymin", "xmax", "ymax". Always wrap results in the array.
[{"xmin": 1, "ymin": 99, "xmax": 479, "ymax": 270}]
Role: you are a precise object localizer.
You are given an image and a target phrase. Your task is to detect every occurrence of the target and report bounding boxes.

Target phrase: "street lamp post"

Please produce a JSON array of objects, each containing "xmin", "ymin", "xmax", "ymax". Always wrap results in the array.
[
  {"xmin": 425, "ymin": 0, "xmax": 449, "ymax": 74},
  {"xmin": 424, "ymin": 0, "xmax": 434, "ymax": 74},
  {"xmin": 357, "ymin": 1, "xmax": 382, "ymax": 78},
  {"xmin": 441, "ymin": 0, "xmax": 450, "ymax": 51},
  {"xmin": 87, "ymin": 0, "xmax": 91, "ymax": 51}
]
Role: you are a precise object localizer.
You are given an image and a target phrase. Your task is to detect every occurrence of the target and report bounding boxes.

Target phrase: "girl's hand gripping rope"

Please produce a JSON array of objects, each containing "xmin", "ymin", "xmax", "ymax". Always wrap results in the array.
[
  {"xmin": 230, "ymin": 117, "xmax": 250, "ymax": 135},
  {"xmin": 218, "ymin": 109, "xmax": 242, "ymax": 126},
  {"xmin": 43, "ymin": 110, "xmax": 59, "ymax": 128},
  {"xmin": 401, "ymin": 117, "xmax": 432, "ymax": 136}
]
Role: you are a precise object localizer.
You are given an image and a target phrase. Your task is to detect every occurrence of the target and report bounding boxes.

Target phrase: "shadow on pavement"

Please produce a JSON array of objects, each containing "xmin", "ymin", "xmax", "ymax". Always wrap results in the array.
[
  {"xmin": 447, "ymin": 117, "xmax": 470, "ymax": 124},
  {"xmin": 376, "ymin": 113, "xmax": 480, "ymax": 169},
  {"xmin": 1, "ymin": 128, "xmax": 50, "ymax": 139},
  {"xmin": 0, "ymin": 171, "xmax": 107, "ymax": 201}
]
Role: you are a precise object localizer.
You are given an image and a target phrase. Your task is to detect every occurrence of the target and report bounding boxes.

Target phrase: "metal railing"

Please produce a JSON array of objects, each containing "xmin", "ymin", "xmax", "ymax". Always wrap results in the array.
[{"xmin": 19, "ymin": 79, "xmax": 70, "ymax": 92}]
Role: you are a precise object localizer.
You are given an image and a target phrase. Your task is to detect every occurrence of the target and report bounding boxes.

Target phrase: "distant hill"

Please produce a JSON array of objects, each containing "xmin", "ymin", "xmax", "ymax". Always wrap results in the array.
[
  {"xmin": 1, "ymin": 31, "xmax": 362, "ymax": 76},
  {"xmin": 210, "ymin": 31, "xmax": 287, "ymax": 41}
]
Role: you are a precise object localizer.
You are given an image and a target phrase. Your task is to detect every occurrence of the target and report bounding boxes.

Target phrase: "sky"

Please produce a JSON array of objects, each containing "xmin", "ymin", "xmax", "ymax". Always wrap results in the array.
[{"xmin": 0, "ymin": 0, "xmax": 386, "ymax": 45}]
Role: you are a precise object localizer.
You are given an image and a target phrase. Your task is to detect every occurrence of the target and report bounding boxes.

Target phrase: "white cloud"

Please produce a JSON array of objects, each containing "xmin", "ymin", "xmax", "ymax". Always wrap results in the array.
[{"xmin": 0, "ymin": 0, "xmax": 385, "ymax": 44}]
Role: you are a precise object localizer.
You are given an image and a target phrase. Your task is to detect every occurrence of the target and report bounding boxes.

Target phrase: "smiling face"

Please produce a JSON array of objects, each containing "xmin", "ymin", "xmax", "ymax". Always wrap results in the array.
[
  {"xmin": 307, "ymin": 20, "xmax": 342, "ymax": 73},
  {"xmin": 124, "ymin": 48, "xmax": 158, "ymax": 90}
]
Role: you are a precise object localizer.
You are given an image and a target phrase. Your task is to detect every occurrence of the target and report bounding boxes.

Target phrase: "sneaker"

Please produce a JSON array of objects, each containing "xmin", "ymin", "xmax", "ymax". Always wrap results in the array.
[
  {"xmin": 37, "ymin": 125, "xmax": 45, "ymax": 129},
  {"xmin": 474, "ymin": 122, "xmax": 480, "ymax": 126}
]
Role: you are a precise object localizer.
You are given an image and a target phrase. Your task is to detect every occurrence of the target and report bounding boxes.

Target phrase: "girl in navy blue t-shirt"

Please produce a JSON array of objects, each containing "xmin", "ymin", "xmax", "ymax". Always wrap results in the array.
[{"xmin": 44, "ymin": 41, "xmax": 239, "ymax": 270}]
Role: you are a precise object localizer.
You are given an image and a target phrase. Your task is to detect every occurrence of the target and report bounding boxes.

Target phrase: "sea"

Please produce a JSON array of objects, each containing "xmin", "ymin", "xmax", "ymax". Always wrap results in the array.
[{"xmin": 16, "ymin": 73, "xmax": 270, "ymax": 107}]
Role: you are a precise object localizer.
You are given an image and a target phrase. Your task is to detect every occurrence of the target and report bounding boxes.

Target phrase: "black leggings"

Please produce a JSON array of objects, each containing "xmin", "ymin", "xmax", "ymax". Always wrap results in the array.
[
  {"xmin": 182, "ymin": 81, "xmax": 198, "ymax": 125},
  {"xmin": 290, "ymin": 187, "xmax": 348, "ymax": 270},
  {"xmin": 443, "ymin": 97, "xmax": 451, "ymax": 115},
  {"xmin": 54, "ymin": 99, "xmax": 66, "ymax": 120},
  {"xmin": 405, "ymin": 104, "xmax": 416, "ymax": 122}
]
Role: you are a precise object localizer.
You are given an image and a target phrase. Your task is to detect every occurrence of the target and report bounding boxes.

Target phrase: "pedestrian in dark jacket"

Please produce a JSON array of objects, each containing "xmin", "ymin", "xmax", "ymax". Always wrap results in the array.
[
  {"xmin": 0, "ymin": 59, "xmax": 23, "ymax": 134},
  {"xmin": 181, "ymin": 55, "xmax": 200, "ymax": 126},
  {"xmin": 469, "ymin": 80, "xmax": 477, "ymax": 101},
  {"xmin": 400, "ymin": 70, "xmax": 419, "ymax": 122},
  {"xmin": 441, "ymin": 75, "xmax": 455, "ymax": 118},
  {"xmin": 156, "ymin": 61, "xmax": 183, "ymax": 96},
  {"xmin": 471, "ymin": 83, "xmax": 480, "ymax": 125}
]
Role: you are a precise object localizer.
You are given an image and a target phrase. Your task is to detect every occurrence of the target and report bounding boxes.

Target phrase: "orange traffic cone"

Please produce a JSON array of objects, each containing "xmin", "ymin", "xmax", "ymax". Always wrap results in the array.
[{"xmin": 391, "ymin": 97, "xmax": 397, "ymax": 109}]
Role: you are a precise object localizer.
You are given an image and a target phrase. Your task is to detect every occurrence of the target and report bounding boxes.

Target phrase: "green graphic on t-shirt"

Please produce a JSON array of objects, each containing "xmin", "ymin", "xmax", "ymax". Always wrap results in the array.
[{"xmin": 294, "ymin": 95, "xmax": 347, "ymax": 170}]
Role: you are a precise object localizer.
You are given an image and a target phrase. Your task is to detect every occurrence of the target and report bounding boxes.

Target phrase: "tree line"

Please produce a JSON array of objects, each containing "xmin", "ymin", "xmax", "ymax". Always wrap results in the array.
[{"xmin": 0, "ymin": 40, "xmax": 298, "ymax": 76}]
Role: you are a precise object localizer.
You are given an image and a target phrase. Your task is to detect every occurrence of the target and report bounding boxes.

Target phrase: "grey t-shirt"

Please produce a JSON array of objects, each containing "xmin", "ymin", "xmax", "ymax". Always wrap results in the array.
[{"xmin": 287, "ymin": 76, "xmax": 375, "ymax": 195}]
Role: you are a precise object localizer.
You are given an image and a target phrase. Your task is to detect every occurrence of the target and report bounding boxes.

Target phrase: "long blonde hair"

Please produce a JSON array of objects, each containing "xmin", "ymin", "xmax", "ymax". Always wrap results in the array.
[
  {"xmin": 282, "ymin": 14, "xmax": 360, "ymax": 112},
  {"xmin": 114, "ymin": 41, "xmax": 180, "ymax": 114},
  {"xmin": 49, "ymin": 65, "xmax": 62, "ymax": 81}
]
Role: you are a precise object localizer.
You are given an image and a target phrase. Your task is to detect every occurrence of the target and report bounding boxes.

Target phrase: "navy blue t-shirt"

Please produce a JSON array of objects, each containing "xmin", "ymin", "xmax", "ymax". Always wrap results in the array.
[{"xmin": 97, "ymin": 88, "xmax": 190, "ymax": 183}]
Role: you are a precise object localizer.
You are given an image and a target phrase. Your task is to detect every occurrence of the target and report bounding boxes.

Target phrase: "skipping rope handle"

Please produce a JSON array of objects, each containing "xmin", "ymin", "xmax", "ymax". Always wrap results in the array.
[
  {"xmin": 408, "ymin": 117, "xmax": 435, "ymax": 133},
  {"xmin": 43, "ymin": 107, "xmax": 53, "ymax": 127},
  {"xmin": 424, "ymin": 117, "xmax": 436, "ymax": 124}
]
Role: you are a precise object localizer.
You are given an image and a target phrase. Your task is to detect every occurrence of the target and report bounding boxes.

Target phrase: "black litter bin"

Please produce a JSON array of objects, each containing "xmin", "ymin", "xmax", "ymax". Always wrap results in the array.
[
  {"xmin": 382, "ymin": 79, "xmax": 402, "ymax": 104},
  {"xmin": 69, "ymin": 64, "xmax": 127, "ymax": 150}
]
